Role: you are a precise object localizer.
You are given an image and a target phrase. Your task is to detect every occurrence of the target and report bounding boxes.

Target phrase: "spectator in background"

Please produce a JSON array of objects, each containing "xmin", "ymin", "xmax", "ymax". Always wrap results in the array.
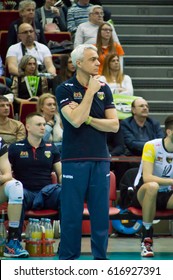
[
  {"xmin": 6, "ymin": 23, "xmax": 56, "ymax": 77},
  {"xmin": 121, "ymin": 97, "xmax": 164, "ymax": 156},
  {"xmin": 0, "ymin": 56, "xmax": 4, "ymax": 77},
  {"xmin": 0, "ymin": 83, "xmax": 14, "ymax": 103},
  {"xmin": 107, "ymin": 127, "xmax": 125, "ymax": 157},
  {"xmin": 35, "ymin": 0, "xmax": 71, "ymax": 20},
  {"xmin": 71, "ymin": 0, "xmax": 112, "ymax": 22},
  {"xmin": 11, "ymin": 55, "xmax": 48, "ymax": 108},
  {"xmin": 0, "ymin": 56, "xmax": 12, "ymax": 88},
  {"xmin": 95, "ymin": 22, "xmax": 124, "ymax": 74},
  {"xmin": 107, "ymin": 127, "xmax": 127, "ymax": 189},
  {"xmin": 67, "ymin": 0, "xmax": 92, "ymax": 37},
  {"xmin": 0, "ymin": 96, "xmax": 26, "ymax": 146},
  {"xmin": 52, "ymin": 54, "xmax": 75, "ymax": 94},
  {"xmin": 35, "ymin": 0, "xmax": 67, "ymax": 32},
  {"xmin": 11, "ymin": 54, "xmax": 49, "ymax": 114},
  {"xmin": 89, "ymin": 0, "xmax": 111, "ymax": 21},
  {"xmin": 101, "ymin": 54, "xmax": 134, "ymax": 95},
  {"xmin": 37, "ymin": 93, "xmax": 63, "ymax": 149},
  {"xmin": 74, "ymin": 5, "xmax": 120, "ymax": 47},
  {"xmin": 7, "ymin": 0, "xmax": 47, "ymax": 48}
]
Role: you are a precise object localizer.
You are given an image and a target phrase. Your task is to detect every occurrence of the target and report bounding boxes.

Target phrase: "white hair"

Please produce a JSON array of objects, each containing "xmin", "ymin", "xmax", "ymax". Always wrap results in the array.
[
  {"xmin": 88, "ymin": 5, "xmax": 103, "ymax": 15},
  {"xmin": 71, "ymin": 44, "xmax": 98, "ymax": 68}
]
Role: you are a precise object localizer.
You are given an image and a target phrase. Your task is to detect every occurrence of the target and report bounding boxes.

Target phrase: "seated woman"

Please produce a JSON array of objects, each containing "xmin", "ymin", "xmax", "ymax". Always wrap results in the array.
[
  {"xmin": 95, "ymin": 22, "xmax": 124, "ymax": 75},
  {"xmin": 52, "ymin": 54, "xmax": 75, "ymax": 94},
  {"xmin": 7, "ymin": 0, "xmax": 47, "ymax": 48},
  {"xmin": 101, "ymin": 54, "xmax": 134, "ymax": 96},
  {"xmin": 37, "ymin": 93, "xmax": 63, "ymax": 150},
  {"xmin": 11, "ymin": 55, "xmax": 48, "ymax": 112}
]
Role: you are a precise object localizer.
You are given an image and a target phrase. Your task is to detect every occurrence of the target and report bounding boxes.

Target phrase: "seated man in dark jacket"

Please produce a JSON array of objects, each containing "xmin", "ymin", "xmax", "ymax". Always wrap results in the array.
[{"xmin": 121, "ymin": 97, "xmax": 164, "ymax": 156}]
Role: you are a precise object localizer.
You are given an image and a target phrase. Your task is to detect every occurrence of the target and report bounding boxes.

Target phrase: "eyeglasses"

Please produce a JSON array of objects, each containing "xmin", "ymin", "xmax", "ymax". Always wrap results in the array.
[
  {"xmin": 101, "ymin": 28, "xmax": 112, "ymax": 32},
  {"xmin": 18, "ymin": 30, "xmax": 34, "ymax": 35},
  {"xmin": 91, "ymin": 12, "xmax": 104, "ymax": 16}
]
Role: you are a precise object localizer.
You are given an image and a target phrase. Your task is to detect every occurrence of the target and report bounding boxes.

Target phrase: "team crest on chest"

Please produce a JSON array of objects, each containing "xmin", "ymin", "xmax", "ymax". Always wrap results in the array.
[
  {"xmin": 20, "ymin": 151, "xmax": 29, "ymax": 158},
  {"xmin": 44, "ymin": 151, "xmax": 51, "ymax": 158},
  {"xmin": 97, "ymin": 92, "xmax": 105, "ymax": 100},
  {"xmin": 73, "ymin": 92, "xmax": 82, "ymax": 100}
]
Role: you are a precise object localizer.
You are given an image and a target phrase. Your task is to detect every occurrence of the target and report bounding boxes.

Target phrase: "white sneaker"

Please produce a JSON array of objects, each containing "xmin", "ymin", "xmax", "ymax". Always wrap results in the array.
[{"xmin": 141, "ymin": 237, "xmax": 154, "ymax": 257}]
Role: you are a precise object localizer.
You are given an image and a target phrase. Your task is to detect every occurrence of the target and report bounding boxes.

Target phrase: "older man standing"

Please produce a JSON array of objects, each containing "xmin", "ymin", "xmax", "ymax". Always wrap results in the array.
[
  {"xmin": 74, "ymin": 5, "xmax": 120, "ymax": 47},
  {"xmin": 6, "ymin": 23, "xmax": 56, "ymax": 77},
  {"xmin": 56, "ymin": 44, "xmax": 119, "ymax": 260}
]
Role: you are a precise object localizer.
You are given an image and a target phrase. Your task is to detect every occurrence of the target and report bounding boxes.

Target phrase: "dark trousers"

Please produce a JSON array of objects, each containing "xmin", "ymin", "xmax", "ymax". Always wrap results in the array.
[
  {"xmin": 59, "ymin": 161, "xmax": 110, "ymax": 260},
  {"xmin": 19, "ymin": 184, "xmax": 61, "ymax": 238}
]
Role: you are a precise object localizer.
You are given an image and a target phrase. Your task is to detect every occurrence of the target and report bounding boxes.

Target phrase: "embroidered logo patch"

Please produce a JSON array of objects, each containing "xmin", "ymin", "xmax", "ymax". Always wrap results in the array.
[
  {"xmin": 166, "ymin": 157, "xmax": 173, "ymax": 164},
  {"xmin": 20, "ymin": 151, "xmax": 29, "ymax": 158},
  {"xmin": 73, "ymin": 92, "xmax": 82, "ymax": 100},
  {"xmin": 97, "ymin": 92, "xmax": 105, "ymax": 100},
  {"xmin": 44, "ymin": 151, "xmax": 51, "ymax": 158}
]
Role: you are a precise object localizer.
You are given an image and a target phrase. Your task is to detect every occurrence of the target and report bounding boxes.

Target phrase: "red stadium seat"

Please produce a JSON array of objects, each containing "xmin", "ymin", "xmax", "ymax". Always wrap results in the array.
[
  {"xmin": 0, "ymin": 10, "xmax": 19, "ymax": 30},
  {"xmin": 19, "ymin": 101, "xmax": 37, "ymax": 125},
  {"xmin": 44, "ymin": 31, "xmax": 72, "ymax": 44}
]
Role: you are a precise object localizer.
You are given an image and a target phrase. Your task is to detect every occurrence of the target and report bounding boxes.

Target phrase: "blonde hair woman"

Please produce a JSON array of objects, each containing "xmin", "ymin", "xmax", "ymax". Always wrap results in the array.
[
  {"xmin": 37, "ymin": 93, "xmax": 63, "ymax": 149},
  {"xmin": 11, "ymin": 55, "xmax": 48, "ymax": 108}
]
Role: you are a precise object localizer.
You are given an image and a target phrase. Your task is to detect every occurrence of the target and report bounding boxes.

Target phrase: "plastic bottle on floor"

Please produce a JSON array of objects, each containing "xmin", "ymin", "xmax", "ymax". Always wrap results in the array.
[
  {"xmin": 0, "ymin": 219, "xmax": 7, "ymax": 257},
  {"xmin": 30, "ymin": 219, "xmax": 42, "ymax": 255},
  {"xmin": 44, "ymin": 218, "xmax": 54, "ymax": 255},
  {"xmin": 25, "ymin": 218, "xmax": 33, "ymax": 252}
]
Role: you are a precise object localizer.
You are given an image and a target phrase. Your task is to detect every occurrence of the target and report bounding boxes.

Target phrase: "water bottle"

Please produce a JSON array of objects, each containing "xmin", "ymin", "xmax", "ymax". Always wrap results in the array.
[
  {"xmin": 40, "ymin": 218, "xmax": 45, "ymax": 228},
  {"xmin": 25, "ymin": 218, "xmax": 33, "ymax": 252},
  {"xmin": 0, "ymin": 219, "xmax": 7, "ymax": 257},
  {"xmin": 45, "ymin": 219, "xmax": 54, "ymax": 240},
  {"xmin": 25, "ymin": 218, "xmax": 33, "ymax": 240},
  {"xmin": 30, "ymin": 219, "xmax": 42, "ymax": 255},
  {"xmin": 38, "ymin": 73, "xmax": 54, "ymax": 79},
  {"xmin": 44, "ymin": 218, "xmax": 54, "ymax": 255}
]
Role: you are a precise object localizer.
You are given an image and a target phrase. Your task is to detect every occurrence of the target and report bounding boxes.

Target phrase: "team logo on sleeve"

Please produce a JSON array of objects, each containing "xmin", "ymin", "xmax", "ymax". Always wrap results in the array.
[
  {"xmin": 97, "ymin": 92, "xmax": 105, "ymax": 100},
  {"xmin": 73, "ymin": 92, "xmax": 82, "ymax": 100},
  {"xmin": 44, "ymin": 151, "xmax": 51, "ymax": 158},
  {"xmin": 166, "ymin": 157, "xmax": 173, "ymax": 163}
]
